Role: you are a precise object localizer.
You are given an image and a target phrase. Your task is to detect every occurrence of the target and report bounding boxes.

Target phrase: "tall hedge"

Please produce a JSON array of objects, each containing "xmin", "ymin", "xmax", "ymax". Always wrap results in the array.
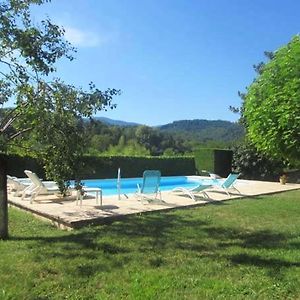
[
  {"xmin": 6, "ymin": 155, "xmax": 45, "ymax": 178},
  {"xmin": 79, "ymin": 155, "xmax": 196, "ymax": 178},
  {"xmin": 194, "ymin": 149, "xmax": 233, "ymax": 177},
  {"xmin": 6, "ymin": 155, "xmax": 196, "ymax": 179}
]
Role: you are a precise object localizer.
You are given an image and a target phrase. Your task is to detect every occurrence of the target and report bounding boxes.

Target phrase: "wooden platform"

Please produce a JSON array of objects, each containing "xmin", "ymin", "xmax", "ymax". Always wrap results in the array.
[{"xmin": 8, "ymin": 179, "xmax": 300, "ymax": 230}]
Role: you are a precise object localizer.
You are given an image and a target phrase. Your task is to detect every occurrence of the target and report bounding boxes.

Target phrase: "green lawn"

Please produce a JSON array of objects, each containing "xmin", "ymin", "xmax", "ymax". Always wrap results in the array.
[{"xmin": 1, "ymin": 190, "xmax": 300, "ymax": 299}]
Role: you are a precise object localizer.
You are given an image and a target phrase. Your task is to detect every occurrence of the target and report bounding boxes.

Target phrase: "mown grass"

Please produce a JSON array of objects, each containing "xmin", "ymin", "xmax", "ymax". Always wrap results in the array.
[{"xmin": 1, "ymin": 190, "xmax": 300, "ymax": 299}]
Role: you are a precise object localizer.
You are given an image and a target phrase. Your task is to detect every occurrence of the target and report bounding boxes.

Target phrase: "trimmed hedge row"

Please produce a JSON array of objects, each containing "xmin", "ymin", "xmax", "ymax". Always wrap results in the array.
[
  {"xmin": 6, "ymin": 152, "xmax": 297, "ymax": 183},
  {"xmin": 6, "ymin": 154, "xmax": 45, "ymax": 178},
  {"xmin": 194, "ymin": 149, "xmax": 233, "ymax": 177},
  {"xmin": 194, "ymin": 149, "xmax": 214, "ymax": 174},
  {"xmin": 80, "ymin": 155, "xmax": 196, "ymax": 179},
  {"xmin": 6, "ymin": 155, "xmax": 196, "ymax": 179}
]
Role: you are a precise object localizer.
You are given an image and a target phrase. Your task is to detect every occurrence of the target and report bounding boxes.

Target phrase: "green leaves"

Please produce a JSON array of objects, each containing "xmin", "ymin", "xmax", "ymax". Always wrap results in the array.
[
  {"xmin": 0, "ymin": 0, "xmax": 73, "ymax": 76},
  {"xmin": 243, "ymin": 35, "xmax": 300, "ymax": 165},
  {"xmin": 0, "ymin": 0, "xmax": 120, "ymax": 191},
  {"xmin": 232, "ymin": 142, "xmax": 285, "ymax": 180}
]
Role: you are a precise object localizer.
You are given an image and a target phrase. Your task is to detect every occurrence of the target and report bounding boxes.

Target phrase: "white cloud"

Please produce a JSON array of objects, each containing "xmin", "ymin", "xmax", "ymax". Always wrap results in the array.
[{"xmin": 64, "ymin": 26, "xmax": 105, "ymax": 48}]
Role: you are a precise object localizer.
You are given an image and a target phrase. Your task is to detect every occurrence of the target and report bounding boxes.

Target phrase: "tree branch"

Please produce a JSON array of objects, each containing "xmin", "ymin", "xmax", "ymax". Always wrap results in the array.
[
  {"xmin": 8, "ymin": 127, "xmax": 32, "ymax": 141},
  {"xmin": 0, "ymin": 102, "xmax": 29, "ymax": 133}
]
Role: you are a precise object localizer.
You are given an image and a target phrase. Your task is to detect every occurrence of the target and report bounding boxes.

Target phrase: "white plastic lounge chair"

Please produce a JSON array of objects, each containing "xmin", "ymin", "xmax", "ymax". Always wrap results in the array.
[
  {"xmin": 24, "ymin": 170, "xmax": 101, "ymax": 206},
  {"xmin": 7, "ymin": 175, "xmax": 33, "ymax": 197},
  {"xmin": 172, "ymin": 183, "xmax": 212, "ymax": 201},
  {"xmin": 211, "ymin": 173, "xmax": 241, "ymax": 196},
  {"xmin": 136, "ymin": 170, "xmax": 162, "ymax": 203},
  {"xmin": 23, "ymin": 170, "xmax": 61, "ymax": 203}
]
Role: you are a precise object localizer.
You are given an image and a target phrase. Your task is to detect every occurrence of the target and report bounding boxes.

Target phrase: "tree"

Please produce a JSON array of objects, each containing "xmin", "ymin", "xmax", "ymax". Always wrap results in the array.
[
  {"xmin": 135, "ymin": 125, "xmax": 163, "ymax": 155},
  {"xmin": 0, "ymin": 0, "xmax": 119, "ymax": 238},
  {"xmin": 241, "ymin": 36, "xmax": 300, "ymax": 165}
]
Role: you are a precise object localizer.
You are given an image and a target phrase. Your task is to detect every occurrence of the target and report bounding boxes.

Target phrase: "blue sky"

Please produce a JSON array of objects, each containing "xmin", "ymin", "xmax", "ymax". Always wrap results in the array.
[{"xmin": 29, "ymin": 0, "xmax": 300, "ymax": 125}]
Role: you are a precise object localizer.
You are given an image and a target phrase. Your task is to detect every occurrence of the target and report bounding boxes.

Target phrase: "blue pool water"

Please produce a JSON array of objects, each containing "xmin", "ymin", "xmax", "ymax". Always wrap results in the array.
[{"xmin": 79, "ymin": 176, "xmax": 212, "ymax": 196}]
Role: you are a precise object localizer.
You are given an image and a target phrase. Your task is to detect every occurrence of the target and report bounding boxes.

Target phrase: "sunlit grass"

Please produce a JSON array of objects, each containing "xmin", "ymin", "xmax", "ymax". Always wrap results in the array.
[{"xmin": 1, "ymin": 190, "xmax": 300, "ymax": 299}]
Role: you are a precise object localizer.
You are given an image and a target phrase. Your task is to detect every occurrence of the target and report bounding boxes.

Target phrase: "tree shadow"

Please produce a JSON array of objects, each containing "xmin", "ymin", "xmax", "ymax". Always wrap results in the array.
[
  {"xmin": 10, "ymin": 206, "xmax": 300, "ymax": 279},
  {"xmin": 10, "ymin": 212, "xmax": 208, "ymax": 277},
  {"xmin": 228, "ymin": 253, "xmax": 300, "ymax": 278},
  {"xmin": 203, "ymin": 227, "xmax": 290, "ymax": 250}
]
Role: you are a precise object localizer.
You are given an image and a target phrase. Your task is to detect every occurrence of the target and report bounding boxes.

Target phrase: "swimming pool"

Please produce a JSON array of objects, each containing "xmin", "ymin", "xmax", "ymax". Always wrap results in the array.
[{"xmin": 80, "ymin": 176, "xmax": 213, "ymax": 196}]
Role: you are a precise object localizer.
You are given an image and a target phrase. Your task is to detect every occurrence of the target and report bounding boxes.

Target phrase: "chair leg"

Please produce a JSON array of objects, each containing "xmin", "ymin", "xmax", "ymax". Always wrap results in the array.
[
  {"xmin": 233, "ymin": 186, "xmax": 241, "ymax": 194},
  {"xmin": 76, "ymin": 190, "xmax": 79, "ymax": 205},
  {"xmin": 30, "ymin": 191, "xmax": 37, "ymax": 204},
  {"xmin": 30, "ymin": 186, "xmax": 41, "ymax": 204},
  {"xmin": 202, "ymin": 191, "xmax": 209, "ymax": 199},
  {"xmin": 158, "ymin": 191, "xmax": 162, "ymax": 201},
  {"xmin": 22, "ymin": 184, "xmax": 33, "ymax": 200},
  {"xmin": 224, "ymin": 188, "xmax": 231, "ymax": 197},
  {"xmin": 188, "ymin": 191, "xmax": 196, "ymax": 201},
  {"xmin": 80, "ymin": 193, "xmax": 83, "ymax": 206}
]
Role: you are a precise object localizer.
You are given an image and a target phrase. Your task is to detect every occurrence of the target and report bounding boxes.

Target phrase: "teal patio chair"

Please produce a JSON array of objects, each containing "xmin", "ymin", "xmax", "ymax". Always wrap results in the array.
[
  {"xmin": 172, "ymin": 183, "xmax": 212, "ymax": 201},
  {"xmin": 211, "ymin": 173, "xmax": 241, "ymax": 196},
  {"xmin": 136, "ymin": 170, "xmax": 162, "ymax": 203}
]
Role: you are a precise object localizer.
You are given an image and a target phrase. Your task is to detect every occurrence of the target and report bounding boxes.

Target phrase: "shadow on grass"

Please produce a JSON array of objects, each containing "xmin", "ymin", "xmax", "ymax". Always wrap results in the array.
[
  {"xmin": 204, "ymin": 227, "xmax": 290, "ymax": 249},
  {"xmin": 10, "ymin": 213, "xmax": 209, "ymax": 278},
  {"xmin": 228, "ymin": 253, "xmax": 300, "ymax": 278},
  {"xmin": 230, "ymin": 253, "xmax": 300, "ymax": 268},
  {"xmin": 10, "ymin": 203, "xmax": 300, "ymax": 279}
]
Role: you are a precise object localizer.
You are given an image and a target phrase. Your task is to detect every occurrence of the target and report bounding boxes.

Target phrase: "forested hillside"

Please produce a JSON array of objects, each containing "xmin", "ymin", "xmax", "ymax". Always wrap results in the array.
[
  {"xmin": 96, "ymin": 117, "xmax": 244, "ymax": 143},
  {"xmin": 93, "ymin": 117, "xmax": 140, "ymax": 127},
  {"xmin": 4, "ymin": 110, "xmax": 244, "ymax": 156},
  {"xmin": 83, "ymin": 118, "xmax": 244, "ymax": 156},
  {"xmin": 159, "ymin": 119, "xmax": 244, "ymax": 142}
]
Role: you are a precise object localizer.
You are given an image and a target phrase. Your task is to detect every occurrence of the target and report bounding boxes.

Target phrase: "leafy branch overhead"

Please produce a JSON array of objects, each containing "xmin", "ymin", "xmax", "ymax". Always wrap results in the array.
[{"xmin": 0, "ymin": 0, "xmax": 120, "ymax": 192}]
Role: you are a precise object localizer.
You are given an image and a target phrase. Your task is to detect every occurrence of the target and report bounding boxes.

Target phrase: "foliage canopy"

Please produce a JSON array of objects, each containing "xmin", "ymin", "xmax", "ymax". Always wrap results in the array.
[
  {"xmin": 0, "ymin": 0, "xmax": 120, "ymax": 192},
  {"xmin": 243, "ymin": 36, "xmax": 300, "ymax": 165}
]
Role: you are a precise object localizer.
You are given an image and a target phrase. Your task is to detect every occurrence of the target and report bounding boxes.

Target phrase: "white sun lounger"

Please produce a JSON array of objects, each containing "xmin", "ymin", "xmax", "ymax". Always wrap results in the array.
[{"xmin": 7, "ymin": 175, "xmax": 33, "ymax": 197}]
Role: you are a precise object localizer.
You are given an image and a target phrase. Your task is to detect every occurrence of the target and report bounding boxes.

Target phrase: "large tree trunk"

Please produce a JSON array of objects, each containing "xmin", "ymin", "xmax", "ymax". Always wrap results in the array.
[{"xmin": 0, "ymin": 154, "xmax": 8, "ymax": 239}]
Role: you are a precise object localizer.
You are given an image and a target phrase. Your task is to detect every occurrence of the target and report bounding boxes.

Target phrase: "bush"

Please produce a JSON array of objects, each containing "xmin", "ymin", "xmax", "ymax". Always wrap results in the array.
[{"xmin": 232, "ymin": 142, "xmax": 285, "ymax": 181}]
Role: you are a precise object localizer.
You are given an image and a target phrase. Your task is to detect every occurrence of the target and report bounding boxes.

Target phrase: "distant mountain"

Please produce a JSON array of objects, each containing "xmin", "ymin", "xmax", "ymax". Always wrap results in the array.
[
  {"xmin": 92, "ymin": 117, "xmax": 244, "ymax": 142},
  {"xmin": 159, "ymin": 119, "xmax": 244, "ymax": 142},
  {"xmin": 93, "ymin": 117, "xmax": 141, "ymax": 127}
]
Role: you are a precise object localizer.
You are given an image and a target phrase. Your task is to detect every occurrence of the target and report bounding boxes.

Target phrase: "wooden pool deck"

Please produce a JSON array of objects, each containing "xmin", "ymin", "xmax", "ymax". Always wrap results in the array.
[{"xmin": 8, "ymin": 179, "xmax": 300, "ymax": 230}]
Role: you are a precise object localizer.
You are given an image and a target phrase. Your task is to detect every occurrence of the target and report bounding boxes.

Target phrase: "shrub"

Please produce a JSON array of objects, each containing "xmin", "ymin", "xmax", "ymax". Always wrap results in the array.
[{"xmin": 232, "ymin": 142, "xmax": 285, "ymax": 181}]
